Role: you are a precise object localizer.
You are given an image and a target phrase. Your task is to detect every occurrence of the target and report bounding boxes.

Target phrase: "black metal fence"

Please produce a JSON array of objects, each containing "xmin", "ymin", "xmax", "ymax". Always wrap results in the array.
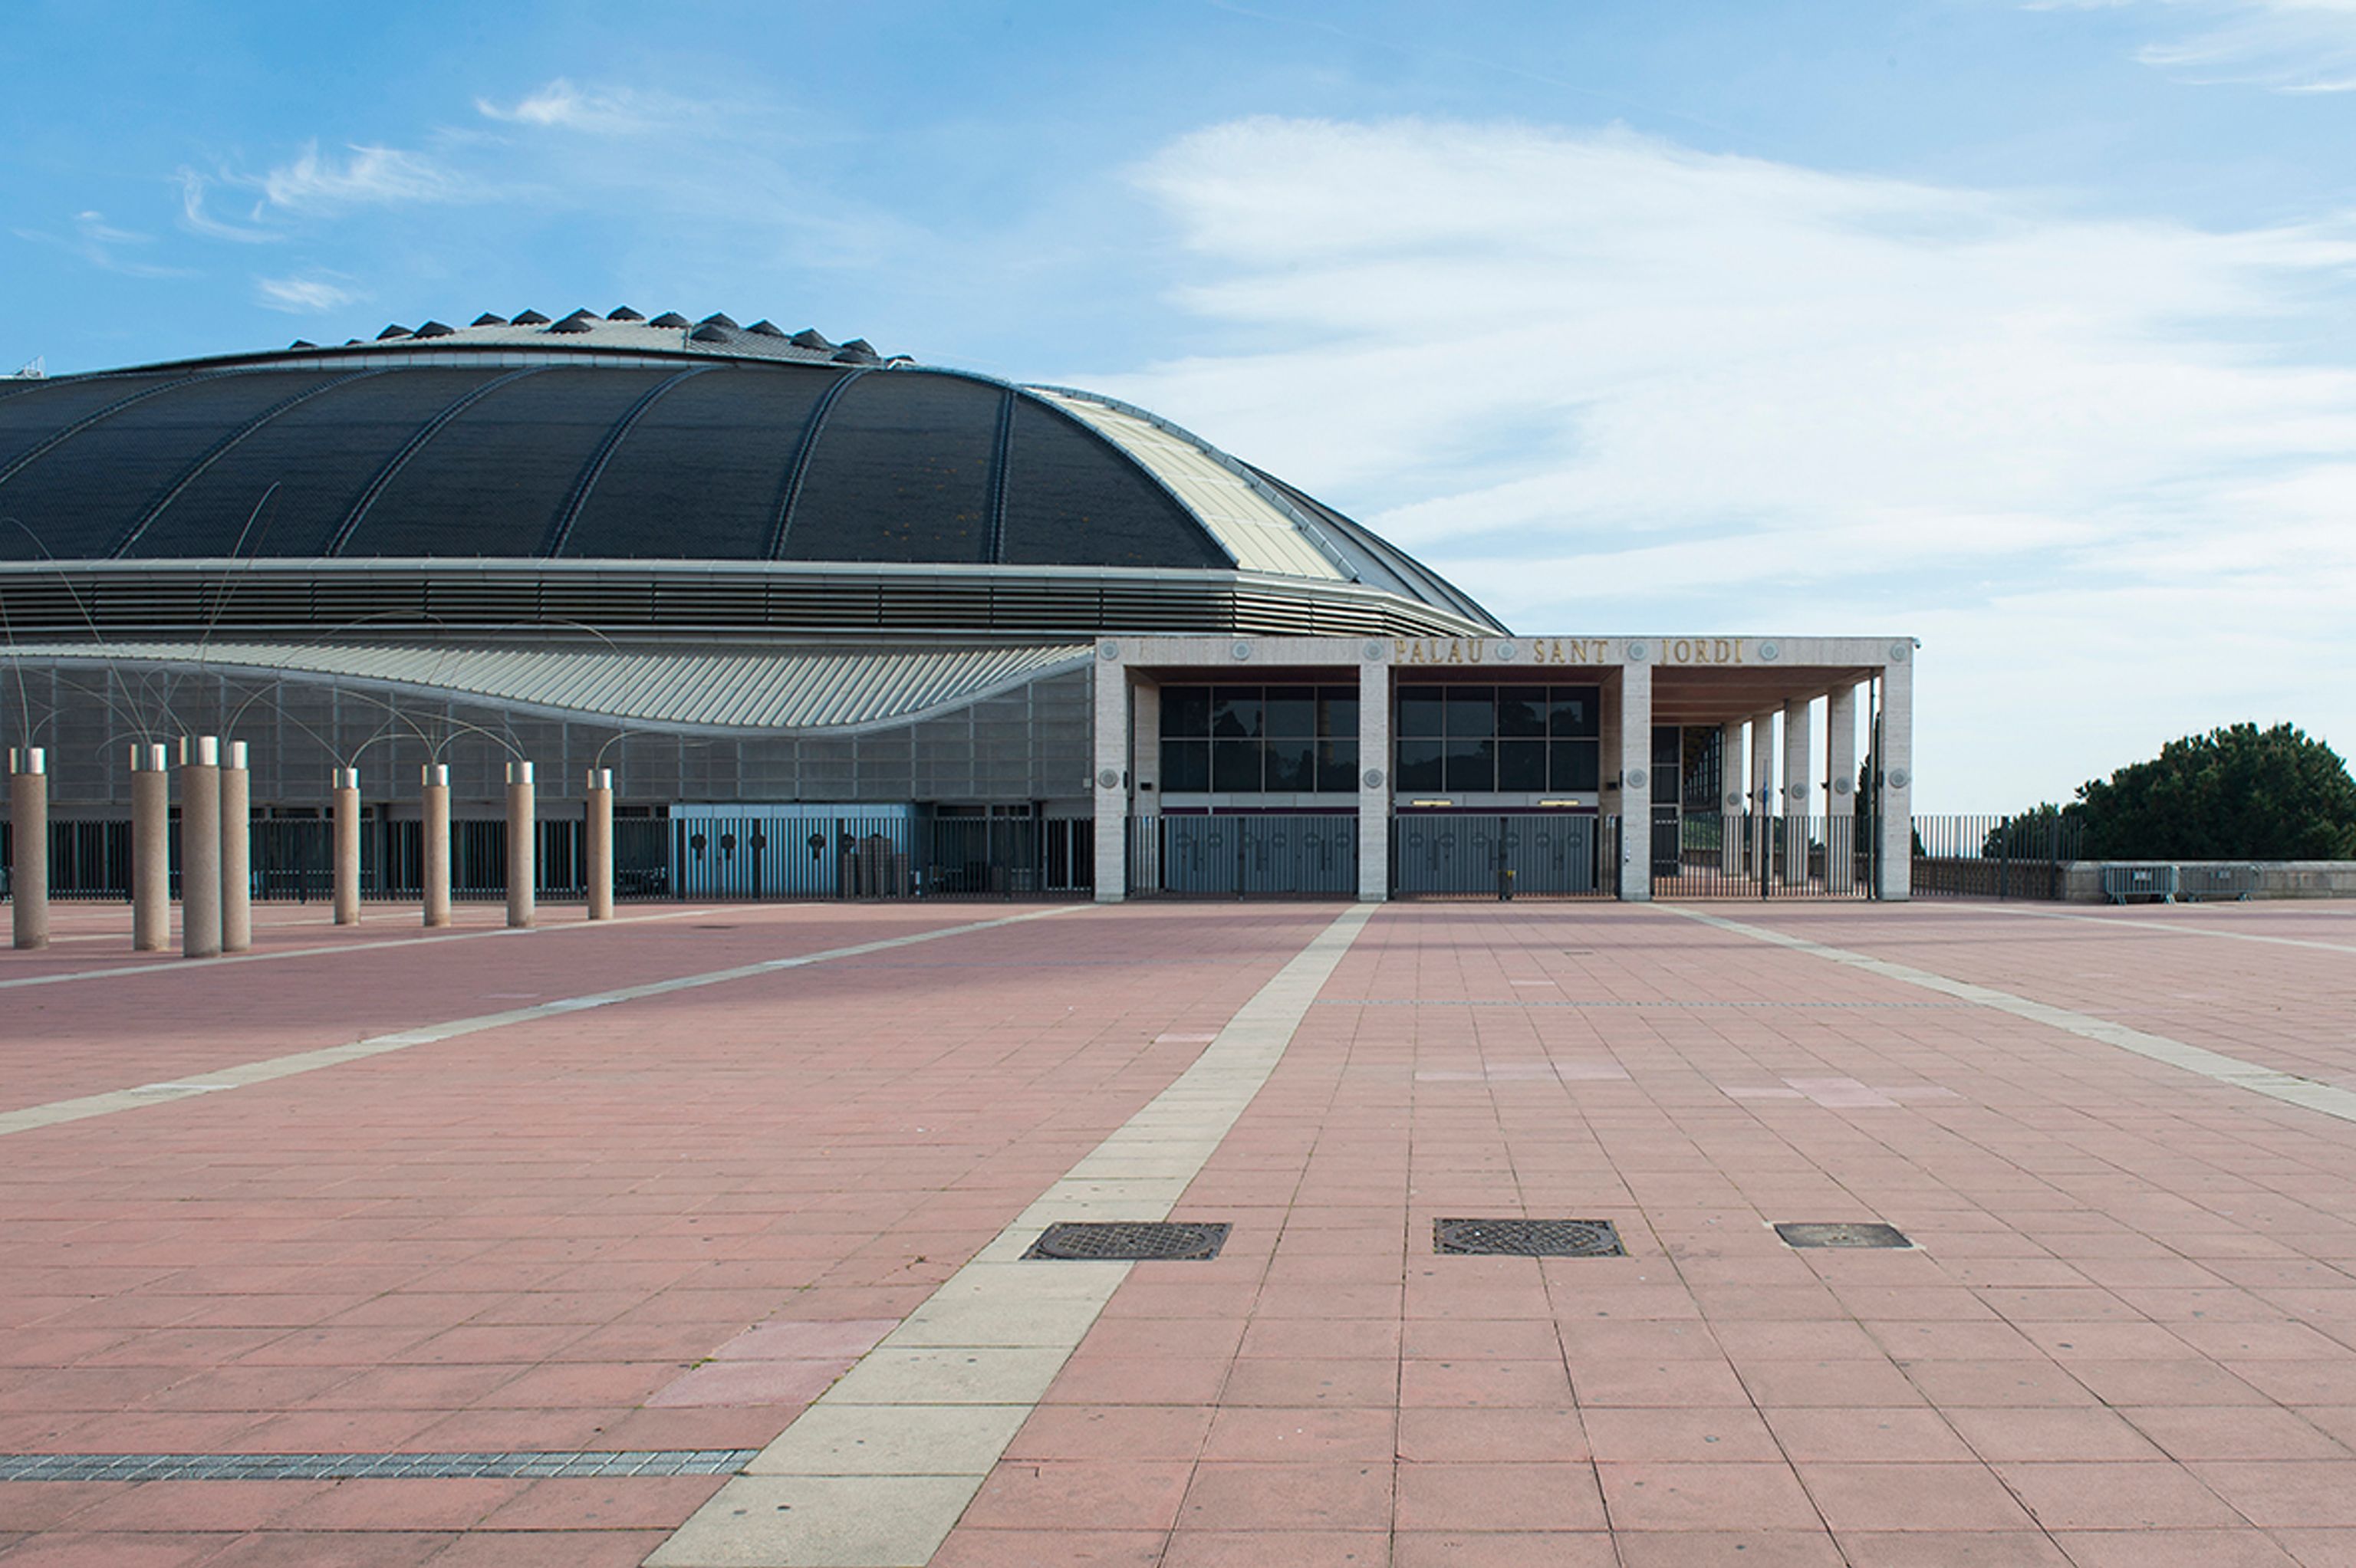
[
  {"xmin": 1647, "ymin": 814, "xmax": 1874, "ymax": 899},
  {"xmin": 1391, "ymin": 814, "xmax": 1614, "ymax": 899},
  {"xmin": 1127, "ymin": 813, "xmax": 1360, "ymax": 898},
  {"xmin": 1910, "ymin": 814, "xmax": 2083, "ymax": 901}
]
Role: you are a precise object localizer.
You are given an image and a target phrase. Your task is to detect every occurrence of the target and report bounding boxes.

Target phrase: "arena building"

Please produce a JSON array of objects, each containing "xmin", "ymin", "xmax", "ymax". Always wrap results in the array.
[{"xmin": 0, "ymin": 310, "xmax": 1915, "ymax": 902}]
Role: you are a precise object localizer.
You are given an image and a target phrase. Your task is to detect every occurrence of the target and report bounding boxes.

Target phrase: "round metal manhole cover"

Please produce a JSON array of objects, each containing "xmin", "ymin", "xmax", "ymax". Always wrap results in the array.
[
  {"xmin": 1434, "ymin": 1218, "xmax": 1625, "ymax": 1257},
  {"xmin": 1024, "ymin": 1221, "xmax": 1231, "ymax": 1261}
]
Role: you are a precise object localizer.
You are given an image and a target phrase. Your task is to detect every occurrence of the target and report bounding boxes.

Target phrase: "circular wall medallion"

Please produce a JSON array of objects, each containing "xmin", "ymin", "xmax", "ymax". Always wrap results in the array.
[
  {"xmin": 1494, "ymin": 642, "xmax": 1517, "ymax": 661},
  {"xmin": 1626, "ymin": 768, "xmax": 1648, "ymax": 789},
  {"xmin": 1888, "ymin": 768, "xmax": 1910, "ymax": 789},
  {"xmin": 1361, "ymin": 639, "xmax": 1386, "ymax": 661},
  {"xmin": 1097, "ymin": 768, "xmax": 1121, "ymax": 791},
  {"xmin": 1624, "ymin": 640, "xmax": 1649, "ymax": 662},
  {"xmin": 1759, "ymin": 641, "xmax": 1781, "ymax": 661},
  {"xmin": 1362, "ymin": 768, "xmax": 1385, "ymax": 789},
  {"xmin": 1726, "ymin": 792, "xmax": 1744, "ymax": 809},
  {"xmin": 1833, "ymin": 777, "xmax": 1852, "ymax": 795},
  {"xmin": 1230, "ymin": 640, "xmax": 1253, "ymax": 660},
  {"xmin": 1787, "ymin": 783, "xmax": 1806, "ymax": 800},
  {"xmin": 1097, "ymin": 639, "xmax": 1120, "ymax": 661},
  {"xmin": 1889, "ymin": 643, "xmax": 1910, "ymax": 662}
]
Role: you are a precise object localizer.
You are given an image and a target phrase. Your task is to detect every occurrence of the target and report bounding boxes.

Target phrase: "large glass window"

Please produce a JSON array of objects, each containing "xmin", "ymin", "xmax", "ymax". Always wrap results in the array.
[
  {"xmin": 1396, "ymin": 683, "xmax": 1601, "ymax": 795},
  {"xmin": 1161, "ymin": 684, "xmax": 1360, "ymax": 794}
]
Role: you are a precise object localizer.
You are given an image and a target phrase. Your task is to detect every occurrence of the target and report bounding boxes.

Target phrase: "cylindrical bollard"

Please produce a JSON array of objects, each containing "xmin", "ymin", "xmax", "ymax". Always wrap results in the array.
[
  {"xmin": 505, "ymin": 761, "xmax": 535, "ymax": 929},
  {"xmin": 422, "ymin": 764, "xmax": 451, "ymax": 928},
  {"xmin": 180, "ymin": 736, "xmax": 222, "ymax": 959},
  {"xmin": 332, "ymin": 768, "xmax": 361, "ymax": 925},
  {"xmin": 9, "ymin": 747, "xmax": 49, "ymax": 951},
  {"xmin": 585, "ymin": 768, "xmax": 614, "ymax": 922},
  {"xmin": 220, "ymin": 740, "xmax": 251, "ymax": 954},
  {"xmin": 131, "ymin": 743, "xmax": 169, "ymax": 952}
]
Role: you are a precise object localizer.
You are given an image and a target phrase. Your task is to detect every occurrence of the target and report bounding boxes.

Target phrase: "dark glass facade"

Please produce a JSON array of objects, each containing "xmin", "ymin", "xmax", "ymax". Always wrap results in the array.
[
  {"xmin": 1158, "ymin": 684, "xmax": 1361, "ymax": 794},
  {"xmin": 1393, "ymin": 684, "xmax": 1600, "ymax": 796}
]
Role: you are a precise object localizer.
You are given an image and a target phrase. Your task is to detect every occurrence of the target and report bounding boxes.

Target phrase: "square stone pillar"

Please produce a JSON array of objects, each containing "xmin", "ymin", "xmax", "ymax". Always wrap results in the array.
[
  {"xmin": 1130, "ymin": 681, "xmax": 1161, "ymax": 817},
  {"xmin": 1748, "ymin": 710, "xmax": 1775, "ymax": 879},
  {"xmin": 1825, "ymin": 682, "xmax": 1859, "ymax": 894},
  {"xmin": 1877, "ymin": 648, "xmax": 1915, "ymax": 901},
  {"xmin": 1615, "ymin": 655, "xmax": 1652, "ymax": 902},
  {"xmin": 1718, "ymin": 719, "xmax": 1745, "ymax": 872},
  {"xmin": 1091, "ymin": 645, "xmax": 1129, "ymax": 904},
  {"xmin": 1358, "ymin": 653, "xmax": 1390, "ymax": 902},
  {"xmin": 1781, "ymin": 697, "xmax": 1811, "ymax": 886}
]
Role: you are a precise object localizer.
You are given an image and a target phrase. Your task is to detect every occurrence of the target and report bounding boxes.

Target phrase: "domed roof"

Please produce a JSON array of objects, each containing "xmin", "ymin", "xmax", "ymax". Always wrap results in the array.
[{"xmin": 0, "ymin": 314, "xmax": 1500, "ymax": 633}]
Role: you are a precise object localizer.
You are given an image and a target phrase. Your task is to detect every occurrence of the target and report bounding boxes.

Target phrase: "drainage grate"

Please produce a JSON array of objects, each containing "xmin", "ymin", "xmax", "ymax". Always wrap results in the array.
[
  {"xmin": 1775, "ymin": 1221, "xmax": 1913, "ymax": 1249},
  {"xmin": 0, "ymin": 1449, "xmax": 759, "ymax": 1483},
  {"xmin": 1435, "ymin": 1218, "xmax": 1624, "ymax": 1257},
  {"xmin": 1025, "ymin": 1221, "xmax": 1229, "ymax": 1261}
]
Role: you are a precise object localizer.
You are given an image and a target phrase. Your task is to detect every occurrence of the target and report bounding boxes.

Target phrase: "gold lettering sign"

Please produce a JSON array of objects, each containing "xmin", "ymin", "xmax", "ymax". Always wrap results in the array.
[
  {"xmin": 1663, "ymin": 639, "xmax": 1745, "ymax": 666},
  {"xmin": 1386, "ymin": 637, "xmax": 1745, "ymax": 666}
]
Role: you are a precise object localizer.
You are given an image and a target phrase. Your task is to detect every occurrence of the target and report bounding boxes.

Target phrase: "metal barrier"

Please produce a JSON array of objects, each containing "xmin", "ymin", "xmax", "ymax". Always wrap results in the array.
[
  {"xmin": 1129, "ymin": 814, "xmax": 1357, "ymax": 899},
  {"xmin": 1912, "ymin": 814, "xmax": 2082, "ymax": 902},
  {"xmin": 2101, "ymin": 863, "xmax": 2178, "ymax": 904},
  {"xmin": 1391, "ymin": 814, "xmax": 1611, "ymax": 899},
  {"xmin": 1649, "ymin": 815, "xmax": 1871, "ymax": 899},
  {"xmin": 2177, "ymin": 863, "xmax": 2260, "ymax": 902}
]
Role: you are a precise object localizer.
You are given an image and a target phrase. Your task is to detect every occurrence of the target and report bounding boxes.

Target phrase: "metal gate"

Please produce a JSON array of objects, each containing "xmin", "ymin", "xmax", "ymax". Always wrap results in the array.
[
  {"xmin": 1650, "ymin": 814, "xmax": 1872, "ymax": 898},
  {"xmin": 1390, "ymin": 814, "xmax": 1608, "ymax": 899},
  {"xmin": 1127, "ymin": 814, "xmax": 1357, "ymax": 898}
]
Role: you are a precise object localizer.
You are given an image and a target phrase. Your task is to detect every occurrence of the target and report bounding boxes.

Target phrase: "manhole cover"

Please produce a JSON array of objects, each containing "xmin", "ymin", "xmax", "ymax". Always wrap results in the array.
[
  {"xmin": 1435, "ymin": 1218, "xmax": 1624, "ymax": 1257},
  {"xmin": 1775, "ymin": 1221, "xmax": 1913, "ymax": 1249},
  {"xmin": 1025, "ymin": 1221, "xmax": 1229, "ymax": 1261}
]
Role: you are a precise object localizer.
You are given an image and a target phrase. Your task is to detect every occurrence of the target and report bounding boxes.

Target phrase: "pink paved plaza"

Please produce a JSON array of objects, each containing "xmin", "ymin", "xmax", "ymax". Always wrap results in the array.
[{"xmin": 5, "ymin": 894, "xmax": 2356, "ymax": 1566}]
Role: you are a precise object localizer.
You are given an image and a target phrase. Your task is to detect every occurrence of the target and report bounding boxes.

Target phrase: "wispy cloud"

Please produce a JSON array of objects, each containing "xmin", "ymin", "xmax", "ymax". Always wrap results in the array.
[
  {"xmin": 475, "ymin": 77, "xmax": 650, "ymax": 133},
  {"xmin": 1093, "ymin": 116, "xmax": 2356, "ymax": 804},
  {"xmin": 253, "ymin": 140, "xmax": 461, "ymax": 212},
  {"xmin": 13, "ymin": 210, "xmax": 193, "ymax": 278},
  {"xmin": 2044, "ymin": 0, "xmax": 2356, "ymax": 90},
  {"xmin": 254, "ymin": 271, "xmax": 364, "ymax": 313},
  {"xmin": 175, "ymin": 169, "xmax": 281, "ymax": 243}
]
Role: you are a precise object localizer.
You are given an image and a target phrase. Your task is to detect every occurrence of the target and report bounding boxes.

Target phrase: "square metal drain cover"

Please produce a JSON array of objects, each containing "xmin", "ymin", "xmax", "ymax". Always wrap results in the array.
[
  {"xmin": 1775, "ymin": 1221, "xmax": 1913, "ymax": 1249},
  {"xmin": 1435, "ymin": 1218, "xmax": 1624, "ymax": 1257},
  {"xmin": 1024, "ymin": 1221, "xmax": 1230, "ymax": 1261}
]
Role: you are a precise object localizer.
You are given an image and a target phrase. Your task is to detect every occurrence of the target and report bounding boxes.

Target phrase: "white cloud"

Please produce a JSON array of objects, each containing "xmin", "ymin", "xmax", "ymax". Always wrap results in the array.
[
  {"xmin": 1086, "ymin": 117, "xmax": 2356, "ymax": 807},
  {"xmin": 476, "ymin": 78, "xmax": 648, "ymax": 133},
  {"xmin": 255, "ymin": 271, "xmax": 364, "ymax": 313},
  {"xmin": 2045, "ymin": 0, "xmax": 2356, "ymax": 90},
  {"xmin": 13, "ymin": 210, "xmax": 192, "ymax": 278},
  {"xmin": 255, "ymin": 141, "xmax": 460, "ymax": 212},
  {"xmin": 175, "ymin": 169, "xmax": 281, "ymax": 243}
]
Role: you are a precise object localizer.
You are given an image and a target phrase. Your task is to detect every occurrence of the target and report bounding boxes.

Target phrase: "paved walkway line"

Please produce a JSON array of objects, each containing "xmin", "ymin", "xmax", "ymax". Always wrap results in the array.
[
  {"xmin": 1999, "ymin": 904, "xmax": 2356, "ymax": 955},
  {"xmin": 0, "ymin": 908, "xmax": 1076, "ymax": 1139},
  {"xmin": 0, "ymin": 905, "xmax": 724, "ymax": 991},
  {"xmin": 1667, "ymin": 906, "xmax": 2356, "ymax": 1126},
  {"xmin": 647, "ymin": 903, "xmax": 1378, "ymax": 1568}
]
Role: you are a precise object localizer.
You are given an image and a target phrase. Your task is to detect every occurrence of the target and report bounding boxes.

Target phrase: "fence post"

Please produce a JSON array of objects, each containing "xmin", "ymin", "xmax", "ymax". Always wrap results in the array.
[
  {"xmin": 179, "ymin": 737, "xmax": 222, "ymax": 958},
  {"xmin": 9, "ymin": 747, "xmax": 48, "ymax": 950},
  {"xmin": 132, "ymin": 743, "xmax": 169, "ymax": 951},
  {"xmin": 333, "ymin": 768, "xmax": 361, "ymax": 925},
  {"xmin": 505, "ymin": 761, "xmax": 535, "ymax": 929},
  {"xmin": 586, "ymin": 768, "xmax": 614, "ymax": 921},
  {"xmin": 423, "ymin": 764, "xmax": 451, "ymax": 928},
  {"xmin": 221, "ymin": 741, "xmax": 252, "ymax": 953}
]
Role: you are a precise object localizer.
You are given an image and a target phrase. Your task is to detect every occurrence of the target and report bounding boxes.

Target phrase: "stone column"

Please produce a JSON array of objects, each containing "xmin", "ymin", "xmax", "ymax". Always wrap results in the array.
[
  {"xmin": 8, "ymin": 747, "xmax": 48, "ymax": 950},
  {"xmin": 422, "ymin": 764, "xmax": 451, "ymax": 928},
  {"xmin": 220, "ymin": 741, "xmax": 252, "ymax": 953},
  {"xmin": 179, "ymin": 736, "xmax": 222, "ymax": 958},
  {"xmin": 1746, "ymin": 712, "xmax": 1775, "ymax": 882},
  {"xmin": 1357, "ymin": 651, "xmax": 1390, "ymax": 902},
  {"xmin": 1091, "ymin": 646, "xmax": 1128, "ymax": 904},
  {"xmin": 131, "ymin": 744, "xmax": 169, "ymax": 951},
  {"xmin": 1718, "ymin": 720, "xmax": 1744, "ymax": 873},
  {"xmin": 1615, "ymin": 652, "xmax": 1652, "ymax": 902},
  {"xmin": 1781, "ymin": 697, "xmax": 1811, "ymax": 887},
  {"xmin": 1877, "ymin": 649, "xmax": 1915, "ymax": 902},
  {"xmin": 505, "ymin": 761, "xmax": 536, "ymax": 929},
  {"xmin": 586, "ymin": 768, "xmax": 614, "ymax": 921},
  {"xmin": 1825, "ymin": 683, "xmax": 1859, "ymax": 894},
  {"xmin": 332, "ymin": 768, "xmax": 361, "ymax": 925}
]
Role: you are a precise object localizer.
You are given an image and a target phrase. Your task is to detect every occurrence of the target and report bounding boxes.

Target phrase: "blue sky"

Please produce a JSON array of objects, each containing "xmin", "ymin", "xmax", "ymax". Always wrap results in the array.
[{"xmin": 7, "ymin": 0, "xmax": 2355, "ymax": 809}]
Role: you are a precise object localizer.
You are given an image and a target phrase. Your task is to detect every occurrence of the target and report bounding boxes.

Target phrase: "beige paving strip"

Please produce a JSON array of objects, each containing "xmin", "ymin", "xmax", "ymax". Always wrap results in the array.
[
  {"xmin": 648, "ymin": 903, "xmax": 1377, "ymax": 1568},
  {"xmin": 1667, "ymin": 905, "xmax": 2356, "ymax": 1124},
  {"xmin": 0, "ymin": 908, "xmax": 1074, "ymax": 1138},
  {"xmin": 0, "ymin": 905, "xmax": 724, "ymax": 991},
  {"xmin": 2000, "ymin": 904, "xmax": 2356, "ymax": 955}
]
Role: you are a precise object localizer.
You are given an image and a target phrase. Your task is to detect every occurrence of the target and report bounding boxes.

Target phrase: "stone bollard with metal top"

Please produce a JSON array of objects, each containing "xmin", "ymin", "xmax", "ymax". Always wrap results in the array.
[
  {"xmin": 131, "ymin": 743, "xmax": 170, "ymax": 952},
  {"xmin": 585, "ymin": 768, "xmax": 614, "ymax": 921},
  {"xmin": 505, "ymin": 761, "xmax": 535, "ymax": 929},
  {"xmin": 422, "ymin": 764, "xmax": 451, "ymax": 928},
  {"xmin": 9, "ymin": 747, "xmax": 48, "ymax": 950},
  {"xmin": 220, "ymin": 740, "xmax": 252, "ymax": 953},
  {"xmin": 179, "ymin": 736, "xmax": 222, "ymax": 958},
  {"xmin": 332, "ymin": 768, "xmax": 360, "ymax": 925}
]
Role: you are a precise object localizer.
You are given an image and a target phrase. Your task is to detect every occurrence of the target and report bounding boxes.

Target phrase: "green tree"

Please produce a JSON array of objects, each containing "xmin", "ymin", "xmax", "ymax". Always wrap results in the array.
[{"xmin": 2072, "ymin": 723, "xmax": 2356, "ymax": 860}]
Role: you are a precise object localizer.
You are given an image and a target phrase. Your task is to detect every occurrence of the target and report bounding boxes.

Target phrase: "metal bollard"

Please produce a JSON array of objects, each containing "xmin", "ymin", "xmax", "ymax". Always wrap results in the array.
[{"xmin": 9, "ymin": 748, "xmax": 48, "ymax": 950}]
